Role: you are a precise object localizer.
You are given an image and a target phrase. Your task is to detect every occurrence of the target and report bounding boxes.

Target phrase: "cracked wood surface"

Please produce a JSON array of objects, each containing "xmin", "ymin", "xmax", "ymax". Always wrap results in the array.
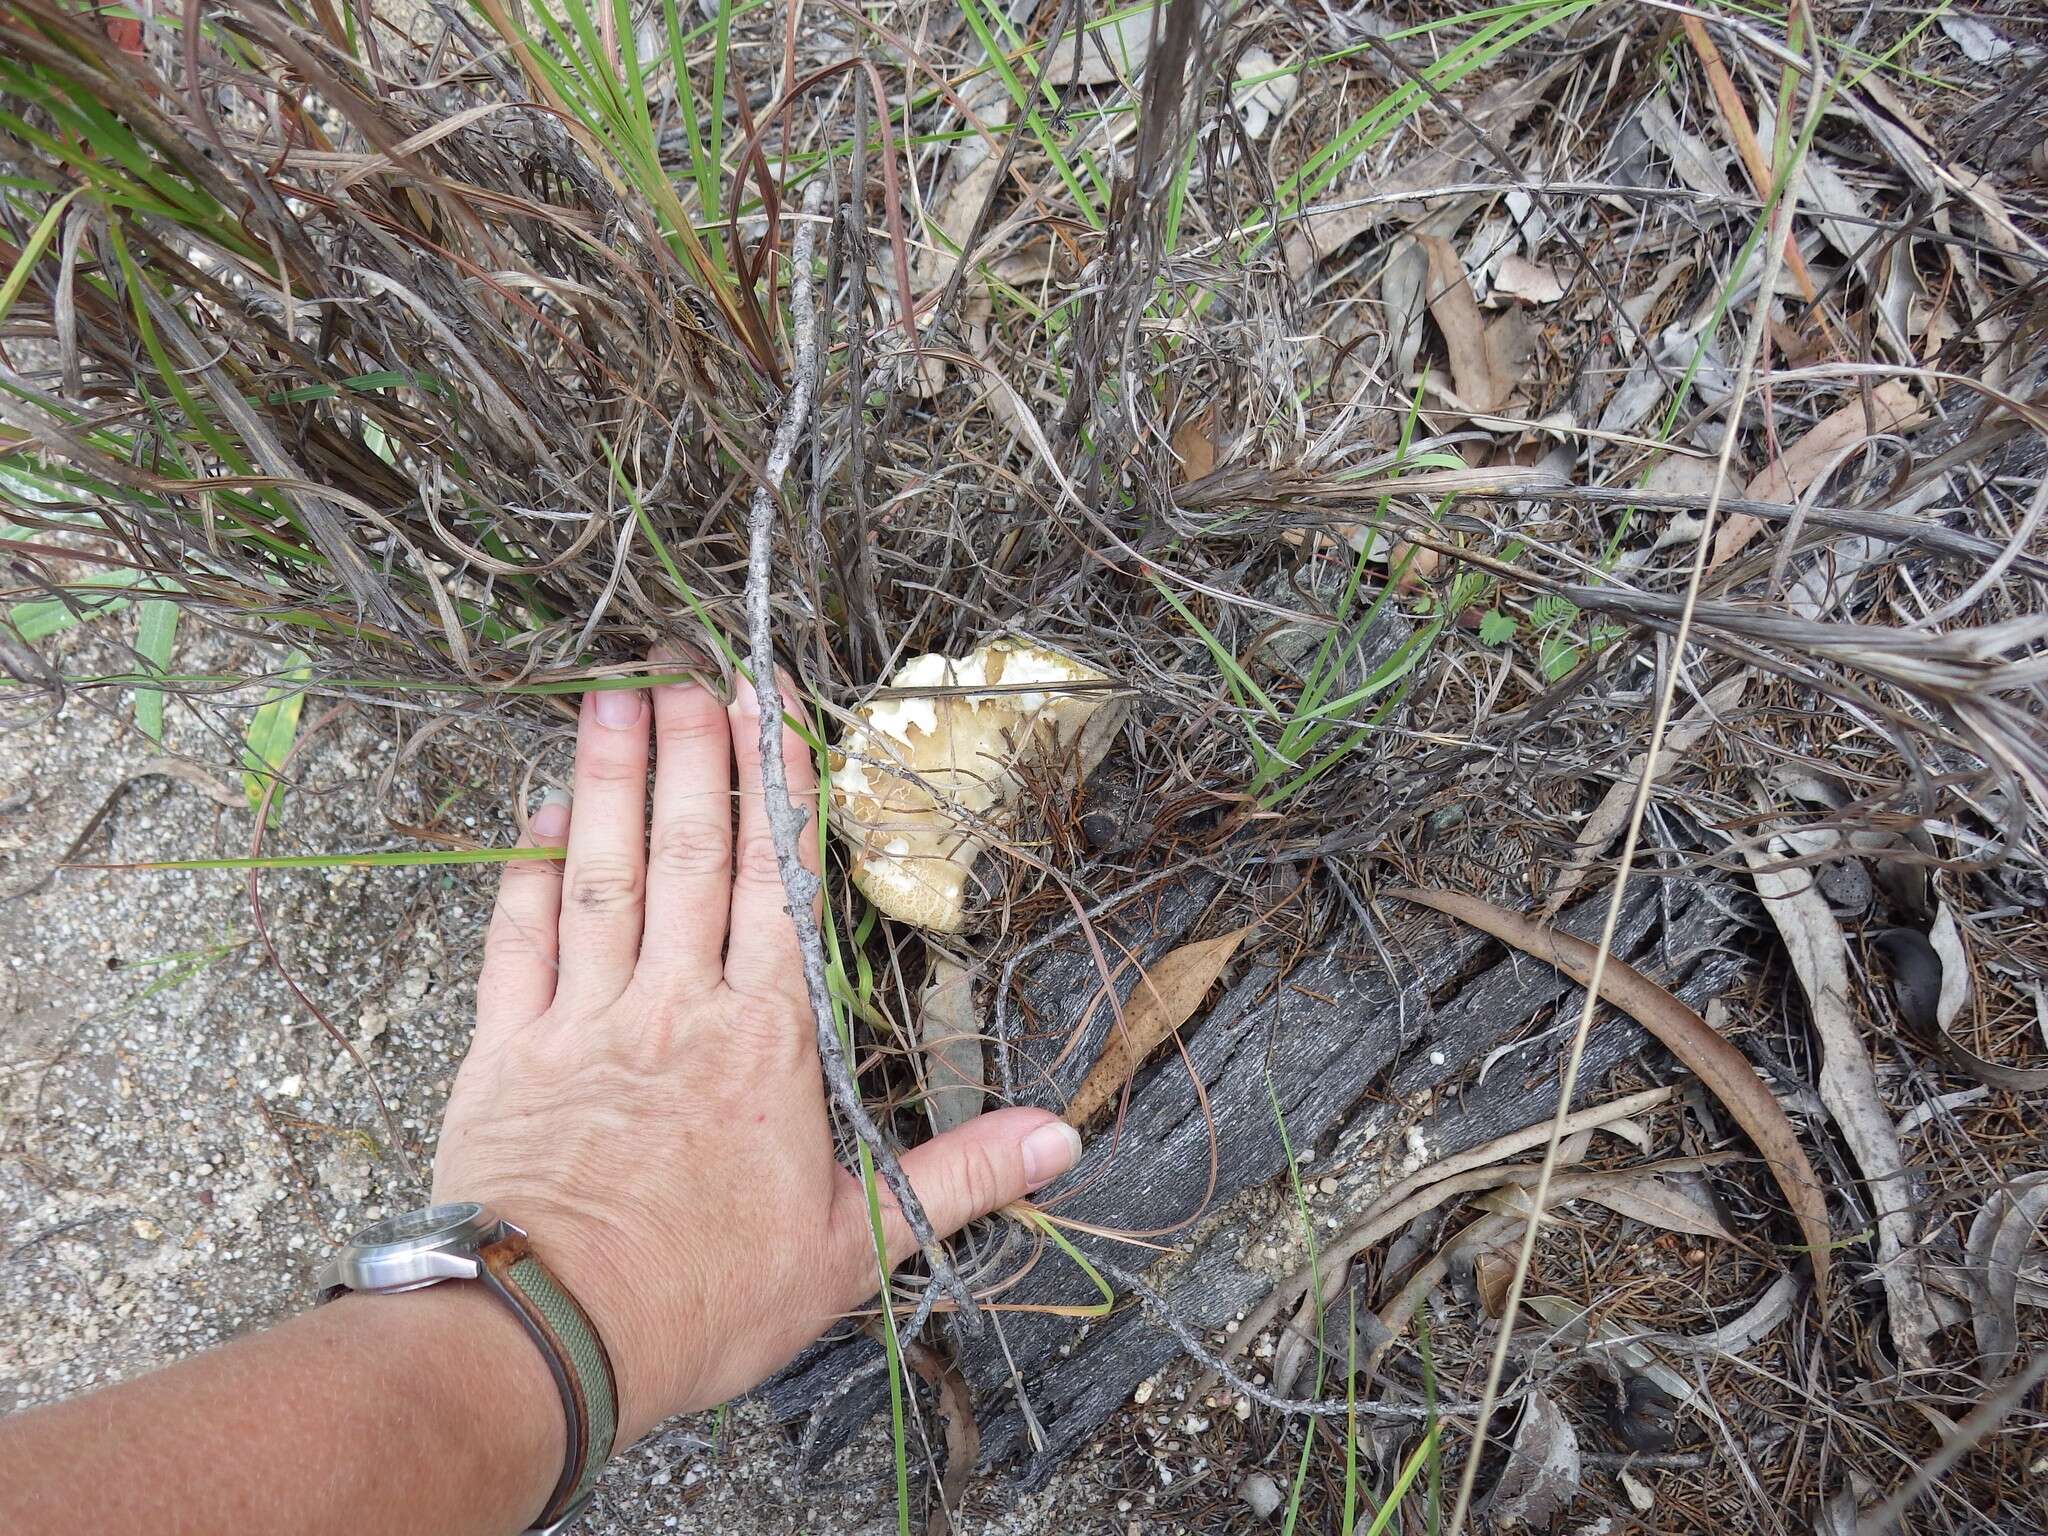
[{"xmin": 765, "ymin": 876, "xmax": 1740, "ymax": 1483}]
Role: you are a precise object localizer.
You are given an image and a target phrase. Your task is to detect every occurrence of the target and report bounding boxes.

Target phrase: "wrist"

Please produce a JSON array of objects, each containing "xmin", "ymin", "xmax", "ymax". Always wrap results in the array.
[
  {"xmin": 443, "ymin": 1190, "xmax": 688, "ymax": 1444},
  {"xmin": 319, "ymin": 1284, "xmax": 563, "ymax": 1527}
]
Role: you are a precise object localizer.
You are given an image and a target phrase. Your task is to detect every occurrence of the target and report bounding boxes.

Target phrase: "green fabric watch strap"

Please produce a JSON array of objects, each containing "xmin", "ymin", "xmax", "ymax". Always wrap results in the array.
[{"xmin": 478, "ymin": 1235, "xmax": 618, "ymax": 1532}]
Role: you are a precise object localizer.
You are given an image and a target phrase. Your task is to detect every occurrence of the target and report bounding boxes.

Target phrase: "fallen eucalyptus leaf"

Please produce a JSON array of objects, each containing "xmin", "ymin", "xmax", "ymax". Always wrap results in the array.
[
  {"xmin": 1966, "ymin": 1170, "xmax": 2048, "ymax": 1376},
  {"xmin": 1929, "ymin": 904, "xmax": 1971, "ymax": 1031},
  {"xmin": 1746, "ymin": 848, "xmax": 1936, "ymax": 1366},
  {"xmin": 1712, "ymin": 382, "xmax": 1925, "ymax": 567},
  {"xmin": 1419, "ymin": 234, "xmax": 1507, "ymax": 414},
  {"xmin": 917, "ymin": 956, "xmax": 987, "ymax": 1136},
  {"xmin": 1494, "ymin": 252, "xmax": 1567, "ymax": 305},
  {"xmin": 1232, "ymin": 48, "xmax": 1297, "ymax": 141},
  {"xmin": 1580, "ymin": 1168, "xmax": 1738, "ymax": 1243},
  {"xmin": 1939, "ymin": 12, "xmax": 2012, "ymax": 64},
  {"xmin": 1635, "ymin": 91, "xmax": 1738, "ymax": 200},
  {"xmin": 1040, "ymin": 4, "xmax": 1154, "ymax": 85},
  {"xmin": 1483, "ymin": 1385, "xmax": 1582, "ymax": 1527},
  {"xmin": 1896, "ymin": 1087, "xmax": 1989, "ymax": 1139},
  {"xmin": 1619, "ymin": 1467, "xmax": 1656, "ymax": 1513},
  {"xmin": 903, "ymin": 1339, "xmax": 978, "ymax": 1536},
  {"xmin": 1381, "ymin": 235, "xmax": 1429, "ymax": 381},
  {"xmin": 1063, "ymin": 925, "xmax": 1253, "ymax": 1128}
]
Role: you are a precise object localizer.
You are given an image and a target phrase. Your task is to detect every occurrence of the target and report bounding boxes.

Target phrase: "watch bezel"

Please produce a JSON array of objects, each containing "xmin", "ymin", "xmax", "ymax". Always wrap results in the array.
[{"xmin": 319, "ymin": 1200, "xmax": 514, "ymax": 1295}]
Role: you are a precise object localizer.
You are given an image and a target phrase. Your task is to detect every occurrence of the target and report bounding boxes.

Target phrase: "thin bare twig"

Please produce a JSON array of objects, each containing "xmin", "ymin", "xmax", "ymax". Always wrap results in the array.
[{"xmin": 740, "ymin": 177, "xmax": 976, "ymax": 1320}]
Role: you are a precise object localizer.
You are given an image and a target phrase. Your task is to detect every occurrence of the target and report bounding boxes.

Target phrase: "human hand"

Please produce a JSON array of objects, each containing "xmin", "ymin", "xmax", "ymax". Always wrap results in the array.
[{"xmin": 432, "ymin": 667, "xmax": 1082, "ymax": 1444}]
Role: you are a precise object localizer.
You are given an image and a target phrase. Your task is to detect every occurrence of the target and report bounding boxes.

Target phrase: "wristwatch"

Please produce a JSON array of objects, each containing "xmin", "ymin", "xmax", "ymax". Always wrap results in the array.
[{"xmin": 316, "ymin": 1201, "xmax": 617, "ymax": 1534}]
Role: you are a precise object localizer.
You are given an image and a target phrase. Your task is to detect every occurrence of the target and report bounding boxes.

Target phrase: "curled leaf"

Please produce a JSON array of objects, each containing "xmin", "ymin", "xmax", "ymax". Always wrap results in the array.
[
  {"xmin": 903, "ymin": 1339, "xmax": 979, "ymax": 1536},
  {"xmin": 1483, "ymin": 1385, "xmax": 1581, "ymax": 1527},
  {"xmin": 1967, "ymin": 1171, "xmax": 2048, "ymax": 1377}
]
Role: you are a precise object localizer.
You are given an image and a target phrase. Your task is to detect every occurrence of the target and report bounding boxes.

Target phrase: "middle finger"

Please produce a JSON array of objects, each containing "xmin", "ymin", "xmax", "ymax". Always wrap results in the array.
[{"xmin": 556, "ymin": 685, "xmax": 650, "ymax": 1006}]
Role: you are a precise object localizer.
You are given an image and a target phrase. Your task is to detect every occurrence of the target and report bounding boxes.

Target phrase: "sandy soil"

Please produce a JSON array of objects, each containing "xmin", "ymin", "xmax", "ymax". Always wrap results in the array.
[{"xmin": 0, "ymin": 626, "xmax": 1139, "ymax": 1532}]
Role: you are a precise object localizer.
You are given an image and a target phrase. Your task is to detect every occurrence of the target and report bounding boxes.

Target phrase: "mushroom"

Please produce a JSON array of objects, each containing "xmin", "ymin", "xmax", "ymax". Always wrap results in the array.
[{"xmin": 828, "ymin": 638, "xmax": 1124, "ymax": 932}]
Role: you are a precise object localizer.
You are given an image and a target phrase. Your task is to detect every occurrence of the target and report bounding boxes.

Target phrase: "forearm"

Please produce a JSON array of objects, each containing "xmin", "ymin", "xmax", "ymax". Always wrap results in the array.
[{"xmin": 0, "ymin": 1285, "xmax": 562, "ymax": 1536}]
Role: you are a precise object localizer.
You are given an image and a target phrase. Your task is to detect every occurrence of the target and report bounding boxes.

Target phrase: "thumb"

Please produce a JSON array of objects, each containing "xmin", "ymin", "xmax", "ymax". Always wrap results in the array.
[{"xmin": 834, "ymin": 1109, "xmax": 1083, "ymax": 1274}]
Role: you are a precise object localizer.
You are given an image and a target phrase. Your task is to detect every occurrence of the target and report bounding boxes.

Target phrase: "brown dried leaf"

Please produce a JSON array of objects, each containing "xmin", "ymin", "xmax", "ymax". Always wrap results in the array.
[
  {"xmin": 1580, "ymin": 1168, "xmax": 1738, "ymax": 1242},
  {"xmin": 1474, "ymin": 1241, "xmax": 1517, "ymax": 1317},
  {"xmin": 1389, "ymin": 887, "xmax": 1832, "ymax": 1306},
  {"xmin": 1062, "ymin": 926, "xmax": 1252, "ymax": 1128},
  {"xmin": 1711, "ymin": 382, "xmax": 1925, "ymax": 567},
  {"xmin": 1419, "ymin": 234, "xmax": 1506, "ymax": 413},
  {"xmin": 1171, "ymin": 405, "xmax": 1217, "ymax": 485},
  {"xmin": 903, "ymin": 1340, "xmax": 979, "ymax": 1536}
]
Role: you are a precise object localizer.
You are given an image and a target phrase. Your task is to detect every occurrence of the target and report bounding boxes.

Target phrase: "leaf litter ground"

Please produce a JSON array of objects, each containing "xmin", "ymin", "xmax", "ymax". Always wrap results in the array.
[{"xmin": 3, "ymin": 0, "xmax": 2048, "ymax": 1529}]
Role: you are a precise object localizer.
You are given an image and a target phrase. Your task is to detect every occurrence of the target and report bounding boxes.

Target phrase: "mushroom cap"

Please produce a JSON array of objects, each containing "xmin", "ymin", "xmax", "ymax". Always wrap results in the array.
[{"xmin": 827, "ymin": 638, "xmax": 1124, "ymax": 932}]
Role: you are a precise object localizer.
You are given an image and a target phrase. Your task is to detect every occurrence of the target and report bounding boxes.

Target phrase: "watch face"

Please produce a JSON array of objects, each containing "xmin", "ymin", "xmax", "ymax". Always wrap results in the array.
[{"xmin": 349, "ymin": 1201, "xmax": 485, "ymax": 1252}]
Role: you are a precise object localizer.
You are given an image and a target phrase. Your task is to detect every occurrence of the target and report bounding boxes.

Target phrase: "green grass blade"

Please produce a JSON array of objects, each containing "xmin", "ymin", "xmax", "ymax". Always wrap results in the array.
[
  {"xmin": 1270, "ymin": 1073, "xmax": 1323, "ymax": 1536},
  {"xmin": 0, "ymin": 185, "xmax": 80, "ymax": 327},
  {"xmin": 6, "ymin": 573, "xmax": 145, "ymax": 641},
  {"xmin": 1361, "ymin": 1423, "xmax": 1438, "ymax": 1536},
  {"xmin": 240, "ymin": 653, "xmax": 310, "ymax": 816},
  {"xmin": 1417, "ymin": 1312, "xmax": 1443, "ymax": 1535},
  {"xmin": 133, "ymin": 596, "xmax": 179, "ymax": 741}
]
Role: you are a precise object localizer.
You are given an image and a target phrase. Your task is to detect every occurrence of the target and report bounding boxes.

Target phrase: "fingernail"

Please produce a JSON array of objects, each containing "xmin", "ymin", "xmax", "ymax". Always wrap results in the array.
[
  {"xmin": 729, "ymin": 672, "xmax": 760, "ymax": 716},
  {"xmin": 649, "ymin": 646, "xmax": 700, "ymax": 693},
  {"xmin": 529, "ymin": 789, "xmax": 570, "ymax": 842},
  {"xmin": 1020, "ymin": 1121, "xmax": 1083, "ymax": 1189},
  {"xmin": 593, "ymin": 687, "xmax": 644, "ymax": 729}
]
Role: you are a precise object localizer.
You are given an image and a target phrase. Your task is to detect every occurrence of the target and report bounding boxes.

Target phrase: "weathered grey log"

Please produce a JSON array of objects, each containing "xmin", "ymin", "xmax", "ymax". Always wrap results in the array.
[{"xmin": 764, "ymin": 874, "xmax": 1741, "ymax": 1486}]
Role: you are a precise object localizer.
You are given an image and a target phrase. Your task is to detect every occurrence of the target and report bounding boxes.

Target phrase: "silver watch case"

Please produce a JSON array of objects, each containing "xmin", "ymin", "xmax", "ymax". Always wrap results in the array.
[{"xmin": 315, "ymin": 1200, "xmax": 519, "ymax": 1296}]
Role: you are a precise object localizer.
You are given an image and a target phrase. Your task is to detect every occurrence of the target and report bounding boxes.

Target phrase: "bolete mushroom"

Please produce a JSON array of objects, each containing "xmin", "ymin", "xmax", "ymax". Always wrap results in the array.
[{"xmin": 828, "ymin": 638, "xmax": 1124, "ymax": 932}]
